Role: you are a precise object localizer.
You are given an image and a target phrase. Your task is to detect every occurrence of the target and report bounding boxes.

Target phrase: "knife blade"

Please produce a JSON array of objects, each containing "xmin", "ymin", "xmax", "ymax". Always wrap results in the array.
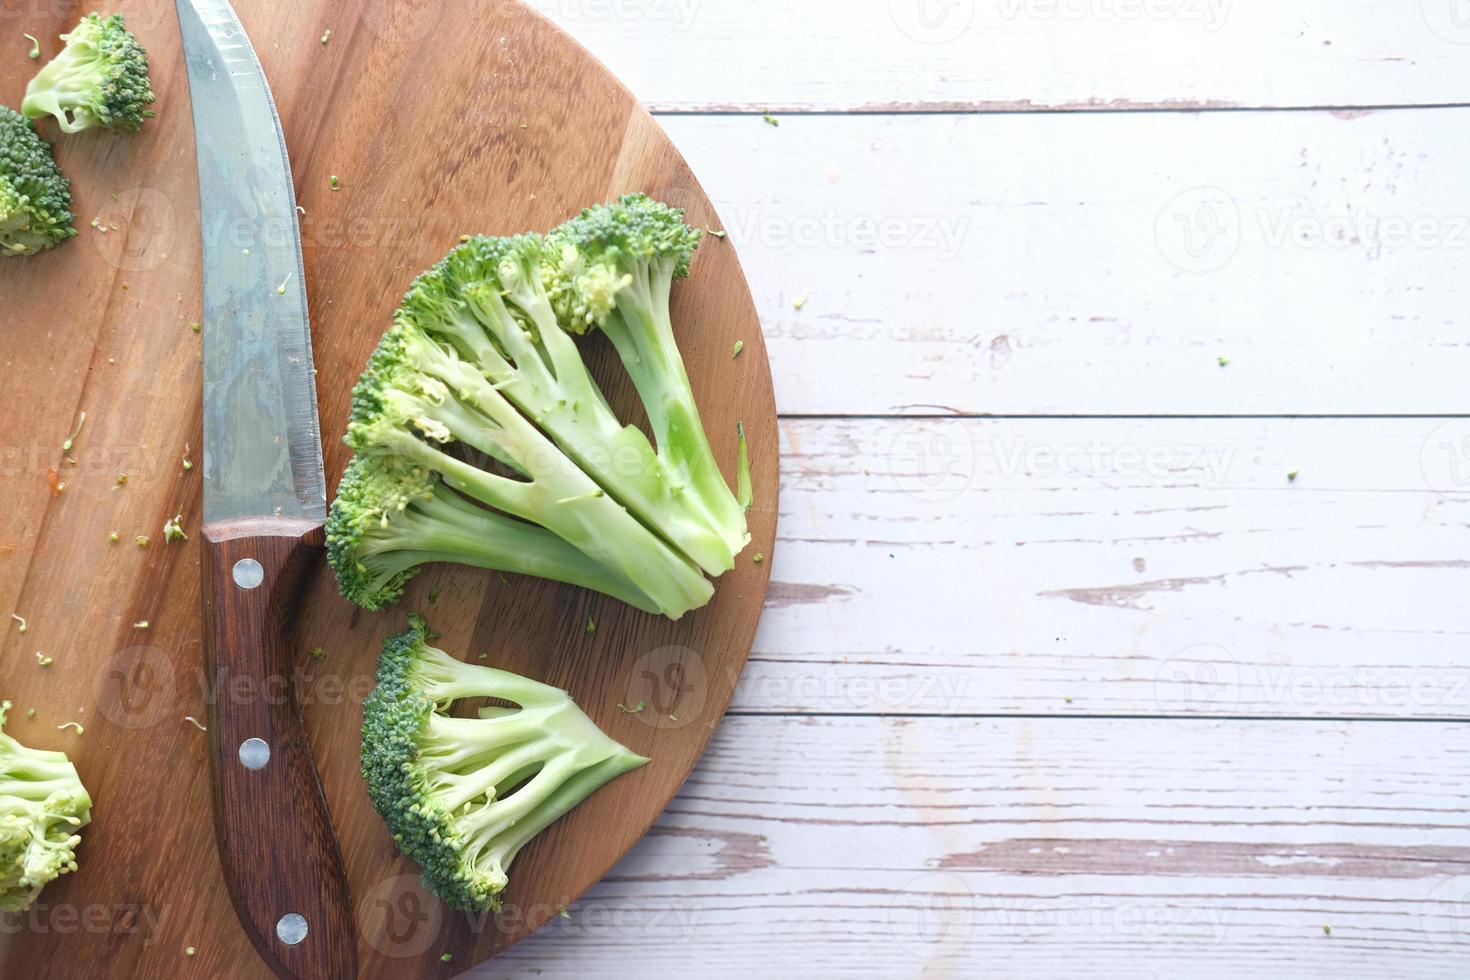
[{"xmin": 175, "ymin": 1, "xmax": 355, "ymax": 977}]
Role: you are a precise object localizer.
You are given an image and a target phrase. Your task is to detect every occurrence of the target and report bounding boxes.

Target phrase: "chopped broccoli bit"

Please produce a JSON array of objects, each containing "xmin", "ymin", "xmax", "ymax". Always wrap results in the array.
[
  {"xmin": 617, "ymin": 700, "xmax": 646, "ymax": 715},
  {"xmin": 736, "ymin": 422, "xmax": 752, "ymax": 511},
  {"xmin": 107, "ymin": 531, "xmax": 119, "ymax": 543},
  {"xmin": 440, "ymin": 953, "xmax": 452, "ymax": 963},
  {"xmin": 731, "ymin": 340, "xmax": 743, "ymax": 358},
  {"xmin": 0, "ymin": 700, "xmax": 91, "ymax": 911},
  {"xmin": 34, "ymin": 652, "xmax": 52, "ymax": 667},
  {"xmin": 23, "ymin": 34, "xmax": 40, "ymax": 60},
  {"xmin": 1217, "ymin": 356, "xmax": 1230, "ymax": 367},
  {"xmin": 132, "ymin": 620, "xmax": 148, "ymax": 629},
  {"xmin": 183, "ymin": 716, "xmax": 206, "ymax": 732},
  {"xmin": 753, "ymin": 553, "xmax": 764, "ymax": 564},
  {"xmin": 360, "ymin": 616, "xmax": 649, "ymax": 911},
  {"xmin": 115, "ymin": 473, "xmax": 127, "ymax": 485},
  {"xmin": 706, "ymin": 228, "xmax": 727, "ymax": 239},
  {"xmin": 184, "ymin": 946, "xmax": 196, "ymax": 957},
  {"xmin": 328, "ymin": 175, "xmax": 340, "ymax": 190},
  {"xmin": 585, "ymin": 617, "xmax": 595, "ymax": 636},
  {"xmin": 1287, "ymin": 471, "xmax": 1299, "ymax": 482},
  {"xmin": 55, "ymin": 722, "xmax": 82, "ymax": 735},
  {"xmin": 0, "ymin": 106, "xmax": 75, "ymax": 256},
  {"xmin": 556, "ymin": 905, "xmax": 570, "ymax": 919},
  {"xmin": 22, "ymin": 13, "xmax": 155, "ymax": 134},
  {"xmin": 320, "ymin": 29, "xmax": 331, "ymax": 46},
  {"xmin": 134, "ymin": 535, "xmax": 148, "ymax": 548},
  {"xmin": 762, "ymin": 113, "xmax": 779, "ymax": 127},
  {"xmin": 9, "ymin": 614, "xmax": 25, "ymax": 634},
  {"xmin": 24, "ymin": 710, "xmax": 34, "ymax": 720},
  {"xmin": 162, "ymin": 515, "xmax": 186, "ymax": 543},
  {"xmin": 61, "ymin": 411, "xmax": 84, "ymax": 451},
  {"xmin": 793, "ymin": 291, "xmax": 809, "ymax": 311},
  {"xmin": 309, "ymin": 646, "xmax": 326, "ymax": 660}
]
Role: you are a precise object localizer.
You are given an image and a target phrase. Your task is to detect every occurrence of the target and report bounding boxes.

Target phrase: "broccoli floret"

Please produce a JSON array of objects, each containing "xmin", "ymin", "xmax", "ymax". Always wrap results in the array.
[
  {"xmin": 361, "ymin": 616, "xmax": 647, "ymax": 911},
  {"xmin": 407, "ymin": 233, "xmax": 743, "ymax": 577},
  {"xmin": 327, "ymin": 455, "xmax": 660, "ymax": 614},
  {"xmin": 545, "ymin": 194, "xmax": 750, "ymax": 564},
  {"xmin": 0, "ymin": 700, "xmax": 91, "ymax": 912},
  {"xmin": 337, "ymin": 292, "xmax": 714, "ymax": 619},
  {"xmin": 0, "ymin": 107, "xmax": 75, "ymax": 256},
  {"xmin": 22, "ymin": 13, "xmax": 155, "ymax": 134}
]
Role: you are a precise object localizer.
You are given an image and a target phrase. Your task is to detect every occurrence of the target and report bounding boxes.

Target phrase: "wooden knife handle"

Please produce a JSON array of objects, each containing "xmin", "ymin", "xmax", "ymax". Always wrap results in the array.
[{"xmin": 201, "ymin": 517, "xmax": 357, "ymax": 980}]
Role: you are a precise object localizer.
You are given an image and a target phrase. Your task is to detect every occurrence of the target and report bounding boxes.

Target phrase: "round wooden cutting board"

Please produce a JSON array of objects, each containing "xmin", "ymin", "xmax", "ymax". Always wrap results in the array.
[{"xmin": 0, "ymin": 0, "xmax": 776, "ymax": 976}]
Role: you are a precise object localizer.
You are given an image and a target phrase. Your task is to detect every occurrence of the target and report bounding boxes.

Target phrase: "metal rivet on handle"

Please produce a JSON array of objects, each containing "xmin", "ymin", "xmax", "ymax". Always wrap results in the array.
[
  {"xmin": 232, "ymin": 558, "xmax": 265, "ymax": 589},
  {"xmin": 276, "ymin": 913, "xmax": 308, "ymax": 946},
  {"xmin": 238, "ymin": 738, "xmax": 270, "ymax": 770}
]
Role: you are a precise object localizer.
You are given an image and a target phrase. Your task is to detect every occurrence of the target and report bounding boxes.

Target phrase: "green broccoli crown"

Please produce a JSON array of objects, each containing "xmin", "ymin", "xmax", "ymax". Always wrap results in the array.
[
  {"xmin": 0, "ymin": 107, "xmax": 75, "ymax": 256},
  {"xmin": 361, "ymin": 617, "xmax": 648, "ymax": 911},
  {"xmin": 544, "ymin": 194, "xmax": 702, "ymax": 331},
  {"xmin": 0, "ymin": 701, "xmax": 92, "ymax": 913},
  {"xmin": 22, "ymin": 13, "xmax": 156, "ymax": 134},
  {"xmin": 325, "ymin": 456, "xmax": 438, "ymax": 611}
]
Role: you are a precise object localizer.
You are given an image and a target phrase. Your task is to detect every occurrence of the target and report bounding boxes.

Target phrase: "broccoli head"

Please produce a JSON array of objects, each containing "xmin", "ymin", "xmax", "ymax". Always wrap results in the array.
[
  {"xmin": 361, "ymin": 616, "xmax": 647, "ymax": 911},
  {"xmin": 22, "ymin": 13, "xmax": 156, "ymax": 134},
  {"xmin": 0, "ymin": 701, "xmax": 92, "ymax": 912},
  {"xmin": 0, "ymin": 107, "xmax": 75, "ymax": 256},
  {"xmin": 545, "ymin": 194, "xmax": 750, "ymax": 564},
  {"xmin": 327, "ymin": 455, "xmax": 661, "ymax": 614}
]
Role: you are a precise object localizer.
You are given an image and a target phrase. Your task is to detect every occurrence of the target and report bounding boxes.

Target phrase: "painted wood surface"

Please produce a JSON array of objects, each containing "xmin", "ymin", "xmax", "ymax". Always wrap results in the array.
[
  {"xmin": 657, "ymin": 110, "xmax": 1470, "ymax": 417},
  {"xmin": 537, "ymin": 0, "xmax": 1470, "ymax": 112}
]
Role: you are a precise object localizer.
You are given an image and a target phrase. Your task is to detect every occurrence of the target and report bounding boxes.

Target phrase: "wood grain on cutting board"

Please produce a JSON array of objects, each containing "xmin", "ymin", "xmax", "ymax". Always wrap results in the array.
[{"xmin": 0, "ymin": 0, "xmax": 776, "ymax": 976}]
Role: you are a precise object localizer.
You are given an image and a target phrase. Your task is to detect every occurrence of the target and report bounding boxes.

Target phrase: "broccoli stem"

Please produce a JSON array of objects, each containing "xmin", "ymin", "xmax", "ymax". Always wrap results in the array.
[{"xmin": 599, "ymin": 262, "xmax": 750, "ymax": 560}]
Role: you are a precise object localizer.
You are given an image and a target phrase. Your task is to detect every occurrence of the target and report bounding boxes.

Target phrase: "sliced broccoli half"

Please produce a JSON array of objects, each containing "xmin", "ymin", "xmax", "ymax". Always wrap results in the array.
[
  {"xmin": 0, "ymin": 700, "xmax": 92, "ymax": 912},
  {"xmin": 327, "ymin": 455, "xmax": 660, "ymax": 614},
  {"xmin": 415, "ymin": 234, "xmax": 742, "ymax": 577},
  {"xmin": 338, "ymin": 310, "xmax": 713, "ymax": 619},
  {"xmin": 361, "ymin": 615, "xmax": 647, "ymax": 911},
  {"xmin": 0, "ymin": 107, "xmax": 75, "ymax": 256},
  {"xmin": 22, "ymin": 13, "xmax": 155, "ymax": 134},
  {"xmin": 545, "ymin": 194, "xmax": 750, "ymax": 565}
]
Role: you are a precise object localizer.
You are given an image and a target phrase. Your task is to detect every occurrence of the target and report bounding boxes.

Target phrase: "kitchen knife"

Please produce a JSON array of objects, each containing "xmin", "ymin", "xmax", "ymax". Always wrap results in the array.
[{"xmin": 175, "ymin": 1, "xmax": 355, "ymax": 977}]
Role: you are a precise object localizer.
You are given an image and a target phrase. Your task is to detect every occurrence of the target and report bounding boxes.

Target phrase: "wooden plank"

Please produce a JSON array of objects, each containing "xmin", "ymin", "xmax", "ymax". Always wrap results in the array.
[
  {"xmin": 733, "ymin": 417, "xmax": 1470, "ymax": 718},
  {"xmin": 538, "ymin": 0, "xmax": 1470, "ymax": 112},
  {"xmin": 464, "ymin": 714, "xmax": 1470, "ymax": 978},
  {"xmin": 657, "ymin": 110, "xmax": 1470, "ymax": 416}
]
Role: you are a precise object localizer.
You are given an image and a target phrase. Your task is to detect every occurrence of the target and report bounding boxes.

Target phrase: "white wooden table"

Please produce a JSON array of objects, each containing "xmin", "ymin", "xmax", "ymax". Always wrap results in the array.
[{"xmin": 475, "ymin": 3, "xmax": 1470, "ymax": 976}]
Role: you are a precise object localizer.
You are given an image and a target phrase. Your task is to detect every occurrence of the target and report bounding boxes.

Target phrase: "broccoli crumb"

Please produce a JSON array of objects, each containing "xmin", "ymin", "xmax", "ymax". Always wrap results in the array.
[
  {"xmin": 1322, "ymin": 925, "xmax": 1331, "ymax": 936},
  {"xmin": 108, "ymin": 531, "xmax": 119, "ymax": 543},
  {"xmin": 115, "ymin": 473, "xmax": 128, "ymax": 486},
  {"xmin": 189, "ymin": 320, "xmax": 201, "ymax": 334},
  {"xmin": 56, "ymin": 722, "xmax": 82, "ymax": 735},
  {"xmin": 276, "ymin": 274, "xmax": 291, "ymax": 296},
  {"xmin": 61, "ymin": 411, "xmax": 85, "ymax": 452},
  {"xmin": 184, "ymin": 946, "xmax": 196, "ymax": 957},
  {"xmin": 183, "ymin": 716, "xmax": 206, "ymax": 732},
  {"xmin": 25, "ymin": 708, "xmax": 35, "ymax": 719},
  {"xmin": 793, "ymin": 291, "xmax": 809, "ymax": 311},
  {"xmin": 440, "ymin": 953, "xmax": 453, "ymax": 963},
  {"xmin": 135, "ymin": 535, "xmax": 149, "ymax": 548},
  {"xmin": 753, "ymin": 553, "xmax": 765, "ymax": 563},
  {"xmin": 556, "ymin": 905, "xmax": 570, "ymax": 920},
  {"xmin": 23, "ymin": 33, "xmax": 40, "ymax": 59},
  {"xmin": 585, "ymin": 618, "xmax": 595, "ymax": 636},
  {"xmin": 617, "ymin": 700, "xmax": 647, "ymax": 715},
  {"xmin": 1217, "ymin": 356, "xmax": 1230, "ymax": 367},
  {"xmin": 163, "ymin": 515, "xmax": 187, "ymax": 542},
  {"xmin": 731, "ymin": 340, "xmax": 744, "ymax": 359},
  {"xmin": 320, "ymin": 29, "xmax": 331, "ymax": 46},
  {"xmin": 498, "ymin": 573, "xmax": 512, "ymax": 588},
  {"xmin": 35, "ymin": 652, "xmax": 52, "ymax": 667},
  {"xmin": 706, "ymin": 228, "xmax": 727, "ymax": 239},
  {"xmin": 1287, "ymin": 471, "xmax": 1299, "ymax": 482},
  {"xmin": 328, "ymin": 175, "xmax": 340, "ymax": 191},
  {"xmin": 762, "ymin": 113, "xmax": 779, "ymax": 127},
  {"xmin": 308, "ymin": 646, "xmax": 326, "ymax": 660},
  {"xmin": 133, "ymin": 620, "xmax": 149, "ymax": 629},
  {"xmin": 10, "ymin": 613, "xmax": 25, "ymax": 634}
]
